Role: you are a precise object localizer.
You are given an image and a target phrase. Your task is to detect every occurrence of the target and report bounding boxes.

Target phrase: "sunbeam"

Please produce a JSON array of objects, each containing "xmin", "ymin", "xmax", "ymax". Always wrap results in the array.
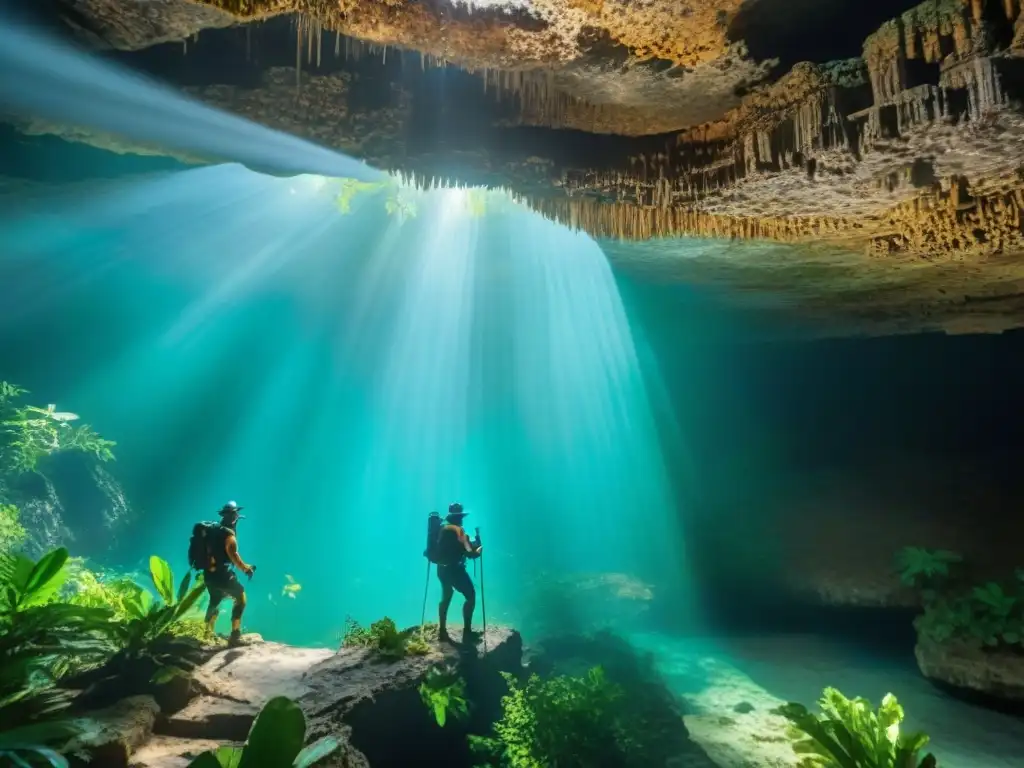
[{"xmin": 0, "ymin": 164, "xmax": 690, "ymax": 642}]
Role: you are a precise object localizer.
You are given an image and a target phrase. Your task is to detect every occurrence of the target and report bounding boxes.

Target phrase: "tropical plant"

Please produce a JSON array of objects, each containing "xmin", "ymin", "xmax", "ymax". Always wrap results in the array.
[
  {"xmin": 419, "ymin": 666, "xmax": 469, "ymax": 728},
  {"xmin": 0, "ymin": 503, "xmax": 26, "ymax": 554},
  {"xmin": 527, "ymin": 631, "xmax": 691, "ymax": 766},
  {"xmin": 0, "ymin": 382, "xmax": 115, "ymax": 475},
  {"xmin": 776, "ymin": 687, "xmax": 937, "ymax": 768},
  {"xmin": 71, "ymin": 556, "xmax": 209, "ymax": 705},
  {"xmin": 0, "ymin": 548, "xmax": 114, "ymax": 751},
  {"xmin": 897, "ymin": 547, "xmax": 1024, "ymax": 649},
  {"xmin": 186, "ymin": 695, "xmax": 339, "ymax": 768},
  {"xmin": 469, "ymin": 666, "xmax": 632, "ymax": 768},
  {"xmin": 895, "ymin": 548, "xmax": 962, "ymax": 588},
  {"xmin": 341, "ymin": 616, "xmax": 429, "ymax": 660},
  {"xmin": 105, "ymin": 557, "xmax": 208, "ymax": 681}
]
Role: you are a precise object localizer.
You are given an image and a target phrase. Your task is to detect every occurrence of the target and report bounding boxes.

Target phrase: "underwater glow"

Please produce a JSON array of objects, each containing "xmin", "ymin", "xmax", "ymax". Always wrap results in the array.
[
  {"xmin": 0, "ymin": 14, "xmax": 380, "ymax": 180},
  {"xmin": 0, "ymin": 163, "xmax": 688, "ymax": 644}
]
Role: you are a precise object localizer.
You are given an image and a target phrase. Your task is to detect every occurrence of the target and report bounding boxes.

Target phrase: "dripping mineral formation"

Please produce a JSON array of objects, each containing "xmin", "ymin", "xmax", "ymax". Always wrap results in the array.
[{"xmin": 16, "ymin": 0, "xmax": 1024, "ymax": 335}]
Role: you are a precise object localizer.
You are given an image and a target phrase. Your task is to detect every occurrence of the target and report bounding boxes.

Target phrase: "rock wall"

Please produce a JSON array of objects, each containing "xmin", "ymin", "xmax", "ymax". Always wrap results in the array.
[
  {"xmin": 11, "ymin": 452, "xmax": 134, "ymax": 558},
  {"xmin": 685, "ymin": 453, "xmax": 1024, "ymax": 611}
]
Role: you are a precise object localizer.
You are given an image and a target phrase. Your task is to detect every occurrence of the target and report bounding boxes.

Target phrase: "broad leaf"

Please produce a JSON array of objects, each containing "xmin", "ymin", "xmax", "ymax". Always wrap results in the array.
[
  {"xmin": 214, "ymin": 745, "xmax": 243, "ymax": 768},
  {"xmin": 434, "ymin": 700, "xmax": 447, "ymax": 727},
  {"xmin": 177, "ymin": 571, "xmax": 193, "ymax": 603},
  {"xmin": 294, "ymin": 737, "xmax": 340, "ymax": 768},
  {"xmin": 149, "ymin": 556, "xmax": 175, "ymax": 605},
  {"xmin": 239, "ymin": 697, "xmax": 306, "ymax": 768},
  {"xmin": 21, "ymin": 548, "xmax": 69, "ymax": 607},
  {"xmin": 174, "ymin": 581, "xmax": 208, "ymax": 621}
]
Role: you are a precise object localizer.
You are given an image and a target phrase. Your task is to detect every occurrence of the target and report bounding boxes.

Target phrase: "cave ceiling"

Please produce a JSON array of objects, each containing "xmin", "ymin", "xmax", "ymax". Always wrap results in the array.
[{"xmin": 10, "ymin": 0, "xmax": 1024, "ymax": 337}]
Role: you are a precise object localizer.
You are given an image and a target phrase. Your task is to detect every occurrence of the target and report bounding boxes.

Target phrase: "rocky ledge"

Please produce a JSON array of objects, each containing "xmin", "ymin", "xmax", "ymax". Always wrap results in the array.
[
  {"xmin": 915, "ymin": 636, "xmax": 1024, "ymax": 707},
  {"xmin": 63, "ymin": 626, "xmax": 522, "ymax": 768}
]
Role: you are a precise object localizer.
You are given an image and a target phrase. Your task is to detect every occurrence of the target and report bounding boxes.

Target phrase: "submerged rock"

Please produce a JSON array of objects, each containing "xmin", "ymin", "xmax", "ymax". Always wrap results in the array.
[{"xmin": 916, "ymin": 637, "xmax": 1024, "ymax": 704}]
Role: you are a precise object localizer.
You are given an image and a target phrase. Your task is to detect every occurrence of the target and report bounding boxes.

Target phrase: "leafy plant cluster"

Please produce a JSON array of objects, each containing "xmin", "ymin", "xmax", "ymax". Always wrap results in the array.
[
  {"xmin": 519, "ymin": 630, "xmax": 692, "ymax": 766},
  {"xmin": 470, "ymin": 666, "xmax": 636, "ymax": 768},
  {"xmin": 896, "ymin": 546, "xmax": 1024, "ymax": 649},
  {"xmin": 1, "ymin": 547, "xmax": 217, "ymax": 759},
  {"xmin": 419, "ymin": 665, "xmax": 469, "ymax": 728},
  {"xmin": 777, "ymin": 686, "xmax": 937, "ymax": 767},
  {"xmin": 340, "ymin": 616, "xmax": 429, "ymax": 660},
  {"xmin": 187, "ymin": 695, "xmax": 338, "ymax": 768},
  {"xmin": 0, "ymin": 381, "xmax": 118, "ymax": 562},
  {"xmin": 0, "ymin": 381, "xmax": 115, "ymax": 476}
]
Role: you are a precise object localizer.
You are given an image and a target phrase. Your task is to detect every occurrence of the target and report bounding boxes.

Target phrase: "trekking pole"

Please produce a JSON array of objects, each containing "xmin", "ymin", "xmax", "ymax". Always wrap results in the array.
[
  {"xmin": 420, "ymin": 560, "xmax": 431, "ymax": 633},
  {"xmin": 477, "ymin": 527, "xmax": 487, "ymax": 652}
]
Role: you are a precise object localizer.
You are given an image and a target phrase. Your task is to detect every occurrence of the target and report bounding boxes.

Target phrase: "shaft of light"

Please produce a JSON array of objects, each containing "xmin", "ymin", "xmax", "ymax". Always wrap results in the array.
[{"xmin": 0, "ymin": 13, "xmax": 382, "ymax": 181}]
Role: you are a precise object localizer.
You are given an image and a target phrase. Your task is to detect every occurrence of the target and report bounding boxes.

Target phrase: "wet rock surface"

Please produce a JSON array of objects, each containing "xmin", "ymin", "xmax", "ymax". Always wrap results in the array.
[
  {"xmin": 124, "ymin": 626, "xmax": 522, "ymax": 768},
  {"xmin": 916, "ymin": 637, "xmax": 1024, "ymax": 704},
  {"xmin": 68, "ymin": 695, "xmax": 160, "ymax": 768}
]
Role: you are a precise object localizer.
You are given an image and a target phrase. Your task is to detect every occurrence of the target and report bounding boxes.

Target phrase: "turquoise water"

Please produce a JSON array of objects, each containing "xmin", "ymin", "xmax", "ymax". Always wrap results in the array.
[
  {"xmin": 0, "ymin": 163, "xmax": 691, "ymax": 646},
  {"xmin": 4, "ymin": 147, "xmax": 1024, "ymax": 768}
]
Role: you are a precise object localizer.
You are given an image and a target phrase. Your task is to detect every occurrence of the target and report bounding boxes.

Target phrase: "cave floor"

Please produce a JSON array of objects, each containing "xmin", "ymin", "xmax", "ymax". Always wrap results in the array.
[{"xmin": 628, "ymin": 631, "xmax": 1024, "ymax": 768}]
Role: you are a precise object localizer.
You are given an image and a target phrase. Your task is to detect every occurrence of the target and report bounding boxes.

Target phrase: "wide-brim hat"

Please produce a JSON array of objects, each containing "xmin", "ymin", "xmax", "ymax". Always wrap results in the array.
[{"xmin": 218, "ymin": 501, "xmax": 245, "ymax": 519}]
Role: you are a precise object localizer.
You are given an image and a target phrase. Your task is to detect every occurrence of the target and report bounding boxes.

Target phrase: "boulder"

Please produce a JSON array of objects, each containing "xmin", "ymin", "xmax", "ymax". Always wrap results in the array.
[
  {"xmin": 163, "ymin": 640, "xmax": 333, "ymax": 740},
  {"xmin": 147, "ymin": 627, "xmax": 521, "ymax": 768},
  {"xmin": 916, "ymin": 637, "xmax": 1024, "ymax": 705},
  {"xmin": 302, "ymin": 626, "xmax": 521, "ymax": 766},
  {"xmin": 67, "ymin": 695, "xmax": 159, "ymax": 768}
]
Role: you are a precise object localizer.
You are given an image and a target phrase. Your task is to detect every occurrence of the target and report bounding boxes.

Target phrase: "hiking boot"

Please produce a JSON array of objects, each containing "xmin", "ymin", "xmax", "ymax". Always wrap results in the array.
[
  {"xmin": 438, "ymin": 630, "xmax": 458, "ymax": 646},
  {"xmin": 461, "ymin": 629, "xmax": 483, "ymax": 646},
  {"xmin": 228, "ymin": 630, "xmax": 245, "ymax": 647}
]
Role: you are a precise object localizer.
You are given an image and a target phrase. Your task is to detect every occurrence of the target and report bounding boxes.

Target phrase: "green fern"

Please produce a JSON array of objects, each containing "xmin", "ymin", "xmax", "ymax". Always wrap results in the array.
[
  {"xmin": 473, "ymin": 667, "xmax": 631, "ymax": 768},
  {"xmin": 341, "ymin": 616, "xmax": 428, "ymax": 660},
  {"xmin": 895, "ymin": 548, "xmax": 962, "ymax": 588},
  {"xmin": 0, "ymin": 381, "xmax": 115, "ymax": 474},
  {"xmin": 0, "ymin": 503, "xmax": 27, "ymax": 554}
]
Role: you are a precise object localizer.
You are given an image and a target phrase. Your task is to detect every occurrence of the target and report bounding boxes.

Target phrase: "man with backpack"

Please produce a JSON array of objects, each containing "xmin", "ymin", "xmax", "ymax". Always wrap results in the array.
[
  {"xmin": 188, "ymin": 500, "xmax": 256, "ymax": 647},
  {"xmin": 426, "ymin": 502, "xmax": 483, "ymax": 646}
]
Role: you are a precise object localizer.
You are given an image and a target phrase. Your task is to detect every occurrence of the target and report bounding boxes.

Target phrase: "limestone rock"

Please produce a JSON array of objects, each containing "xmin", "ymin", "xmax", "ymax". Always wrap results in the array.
[
  {"xmin": 67, "ymin": 695, "xmax": 160, "ymax": 768},
  {"xmin": 916, "ymin": 637, "xmax": 1024, "ymax": 703},
  {"xmin": 129, "ymin": 735, "xmax": 232, "ymax": 768},
  {"xmin": 150, "ymin": 629, "xmax": 520, "ymax": 767},
  {"xmin": 164, "ymin": 641, "xmax": 333, "ymax": 740}
]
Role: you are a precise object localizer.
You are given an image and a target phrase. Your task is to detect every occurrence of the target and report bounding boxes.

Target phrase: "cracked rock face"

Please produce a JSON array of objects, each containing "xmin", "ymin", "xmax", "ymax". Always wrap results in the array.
[{"xmin": 17, "ymin": 0, "xmax": 1024, "ymax": 336}]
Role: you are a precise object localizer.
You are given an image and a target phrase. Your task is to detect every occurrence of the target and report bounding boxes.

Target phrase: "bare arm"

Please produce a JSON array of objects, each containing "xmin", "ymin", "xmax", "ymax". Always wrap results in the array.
[
  {"xmin": 458, "ymin": 528, "xmax": 482, "ymax": 559},
  {"xmin": 225, "ymin": 535, "xmax": 253, "ymax": 574}
]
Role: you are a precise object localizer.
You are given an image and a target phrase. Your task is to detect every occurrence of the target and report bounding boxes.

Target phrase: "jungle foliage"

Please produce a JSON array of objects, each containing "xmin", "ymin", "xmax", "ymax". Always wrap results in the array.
[
  {"xmin": 777, "ymin": 687, "xmax": 936, "ymax": 767},
  {"xmin": 896, "ymin": 546, "xmax": 1024, "ymax": 649},
  {"xmin": 469, "ymin": 666, "xmax": 635, "ymax": 768},
  {"xmin": 186, "ymin": 695, "xmax": 339, "ymax": 768},
  {"xmin": 340, "ymin": 616, "xmax": 429, "ymax": 660},
  {"xmin": 0, "ymin": 381, "xmax": 115, "ymax": 477},
  {"xmin": 419, "ymin": 665, "xmax": 469, "ymax": 728},
  {"xmin": 0, "ymin": 546, "xmax": 217, "ymax": 757}
]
